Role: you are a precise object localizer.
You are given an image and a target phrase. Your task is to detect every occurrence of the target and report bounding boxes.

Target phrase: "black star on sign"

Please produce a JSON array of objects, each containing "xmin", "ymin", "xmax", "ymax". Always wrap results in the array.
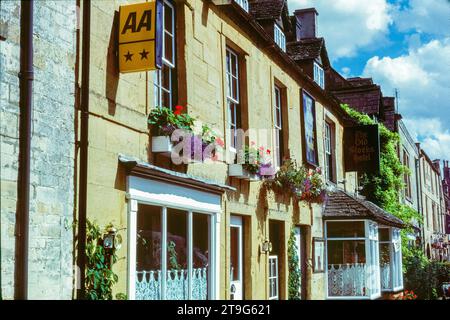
[
  {"xmin": 124, "ymin": 51, "xmax": 133, "ymax": 62},
  {"xmin": 139, "ymin": 49, "xmax": 149, "ymax": 60}
]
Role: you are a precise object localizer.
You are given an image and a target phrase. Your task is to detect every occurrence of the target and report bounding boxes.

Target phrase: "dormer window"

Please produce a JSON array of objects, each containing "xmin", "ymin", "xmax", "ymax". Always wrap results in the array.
[
  {"xmin": 235, "ymin": 0, "xmax": 249, "ymax": 12},
  {"xmin": 313, "ymin": 62, "xmax": 325, "ymax": 89},
  {"xmin": 274, "ymin": 23, "xmax": 286, "ymax": 52}
]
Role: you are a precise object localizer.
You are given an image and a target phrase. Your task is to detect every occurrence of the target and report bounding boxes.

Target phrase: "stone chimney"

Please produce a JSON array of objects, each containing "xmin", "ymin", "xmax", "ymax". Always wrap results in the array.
[{"xmin": 294, "ymin": 8, "xmax": 318, "ymax": 40}]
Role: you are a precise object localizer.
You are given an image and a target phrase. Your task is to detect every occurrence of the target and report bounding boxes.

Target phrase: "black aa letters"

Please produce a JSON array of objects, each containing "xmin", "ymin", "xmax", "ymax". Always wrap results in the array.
[{"xmin": 121, "ymin": 10, "xmax": 152, "ymax": 34}]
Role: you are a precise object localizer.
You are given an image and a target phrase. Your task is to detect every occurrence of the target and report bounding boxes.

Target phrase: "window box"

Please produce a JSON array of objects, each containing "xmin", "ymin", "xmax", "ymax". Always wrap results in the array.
[
  {"xmin": 151, "ymin": 135, "xmax": 173, "ymax": 154},
  {"xmin": 228, "ymin": 164, "xmax": 260, "ymax": 181}
]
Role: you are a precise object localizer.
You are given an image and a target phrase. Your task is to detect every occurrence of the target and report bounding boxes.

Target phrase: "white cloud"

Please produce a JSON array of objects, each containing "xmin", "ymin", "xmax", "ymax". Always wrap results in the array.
[
  {"xmin": 393, "ymin": 0, "xmax": 450, "ymax": 36},
  {"xmin": 288, "ymin": 0, "xmax": 393, "ymax": 59},
  {"xmin": 404, "ymin": 118, "xmax": 450, "ymax": 161},
  {"xmin": 363, "ymin": 38, "xmax": 450, "ymax": 159}
]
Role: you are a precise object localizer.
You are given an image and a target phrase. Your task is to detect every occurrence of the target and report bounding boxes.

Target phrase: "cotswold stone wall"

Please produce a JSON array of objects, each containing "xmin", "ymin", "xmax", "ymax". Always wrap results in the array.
[{"xmin": 0, "ymin": 0, "xmax": 76, "ymax": 299}]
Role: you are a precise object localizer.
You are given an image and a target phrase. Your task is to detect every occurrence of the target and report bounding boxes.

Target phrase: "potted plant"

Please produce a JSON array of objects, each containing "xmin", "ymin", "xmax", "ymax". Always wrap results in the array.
[
  {"xmin": 229, "ymin": 143, "xmax": 275, "ymax": 181},
  {"xmin": 148, "ymin": 106, "xmax": 194, "ymax": 153},
  {"xmin": 268, "ymin": 159, "xmax": 326, "ymax": 203}
]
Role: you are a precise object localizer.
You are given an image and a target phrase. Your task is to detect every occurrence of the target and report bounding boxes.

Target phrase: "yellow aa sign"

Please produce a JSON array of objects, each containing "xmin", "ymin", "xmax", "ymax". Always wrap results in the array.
[{"xmin": 118, "ymin": 1, "xmax": 162, "ymax": 73}]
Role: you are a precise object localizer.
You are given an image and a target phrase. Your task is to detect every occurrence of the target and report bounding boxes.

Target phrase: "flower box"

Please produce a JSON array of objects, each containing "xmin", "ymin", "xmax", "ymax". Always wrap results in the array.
[
  {"xmin": 228, "ymin": 164, "xmax": 260, "ymax": 181},
  {"xmin": 152, "ymin": 136, "xmax": 173, "ymax": 154}
]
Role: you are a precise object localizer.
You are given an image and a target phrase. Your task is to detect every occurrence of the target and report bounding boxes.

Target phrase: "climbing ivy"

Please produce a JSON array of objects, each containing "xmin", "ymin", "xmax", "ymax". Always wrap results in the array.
[
  {"xmin": 288, "ymin": 229, "xmax": 301, "ymax": 300},
  {"xmin": 85, "ymin": 219, "xmax": 121, "ymax": 300},
  {"xmin": 340, "ymin": 104, "xmax": 422, "ymax": 258}
]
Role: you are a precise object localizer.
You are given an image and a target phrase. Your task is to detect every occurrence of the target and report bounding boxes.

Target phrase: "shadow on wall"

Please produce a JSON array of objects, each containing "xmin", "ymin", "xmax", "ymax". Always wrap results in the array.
[{"xmin": 106, "ymin": 10, "xmax": 119, "ymax": 116}]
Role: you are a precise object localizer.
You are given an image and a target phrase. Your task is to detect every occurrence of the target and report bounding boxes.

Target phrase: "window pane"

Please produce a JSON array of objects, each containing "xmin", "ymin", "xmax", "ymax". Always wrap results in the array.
[
  {"xmin": 164, "ymin": 32, "xmax": 173, "ymax": 64},
  {"xmin": 192, "ymin": 213, "xmax": 210, "ymax": 300},
  {"xmin": 232, "ymin": 77, "xmax": 239, "ymax": 101},
  {"xmin": 166, "ymin": 208, "xmax": 188, "ymax": 300},
  {"xmin": 379, "ymin": 228, "xmax": 390, "ymax": 241},
  {"xmin": 136, "ymin": 204, "xmax": 162, "ymax": 300},
  {"xmin": 327, "ymin": 240, "xmax": 366, "ymax": 265},
  {"xmin": 327, "ymin": 221, "xmax": 365, "ymax": 238},
  {"xmin": 164, "ymin": 3, "xmax": 173, "ymax": 33}
]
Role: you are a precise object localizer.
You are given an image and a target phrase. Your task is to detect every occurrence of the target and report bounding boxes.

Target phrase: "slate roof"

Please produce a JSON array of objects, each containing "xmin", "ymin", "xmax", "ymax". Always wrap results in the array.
[
  {"xmin": 323, "ymin": 189, "xmax": 406, "ymax": 228},
  {"xmin": 249, "ymin": 0, "xmax": 286, "ymax": 21},
  {"xmin": 286, "ymin": 37, "xmax": 324, "ymax": 61}
]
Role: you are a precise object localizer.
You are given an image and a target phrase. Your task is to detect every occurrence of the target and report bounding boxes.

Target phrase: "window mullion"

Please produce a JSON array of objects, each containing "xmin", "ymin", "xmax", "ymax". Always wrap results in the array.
[
  {"xmin": 161, "ymin": 206, "xmax": 167, "ymax": 300},
  {"xmin": 188, "ymin": 211, "xmax": 193, "ymax": 300}
]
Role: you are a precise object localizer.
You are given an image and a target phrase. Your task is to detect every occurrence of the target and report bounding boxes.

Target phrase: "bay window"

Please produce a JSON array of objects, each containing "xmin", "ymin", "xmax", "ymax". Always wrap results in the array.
[
  {"xmin": 154, "ymin": 1, "xmax": 175, "ymax": 109},
  {"xmin": 127, "ymin": 173, "xmax": 221, "ymax": 301},
  {"xmin": 379, "ymin": 227, "xmax": 404, "ymax": 292},
  {"xmin": 325, "ymin": 220, "xmax": 381, "ymax": 299}
]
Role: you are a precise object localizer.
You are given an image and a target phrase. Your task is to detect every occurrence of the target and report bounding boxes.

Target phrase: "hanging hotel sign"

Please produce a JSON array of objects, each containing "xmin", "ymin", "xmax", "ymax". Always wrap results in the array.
[
  {"xmin": 118, "ymin": 1, "xmax": 163, "ymax": 73},
  {"xmin": 344, "ymin": 124, "xmax": 380, "ymax": 174}
]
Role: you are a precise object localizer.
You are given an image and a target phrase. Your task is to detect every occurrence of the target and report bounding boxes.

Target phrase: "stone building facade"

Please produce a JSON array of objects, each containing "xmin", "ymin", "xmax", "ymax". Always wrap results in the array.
[
  {"xmin": 0, "ymin": 0, "xmax": 76, "ymax": 299},
  {"xmin": 416, "ymin": 147, "xmax": 446, "ymax": 260},
  {"xmin": 1, "ymin": 0, "xmax": 412, "ymax": 300}
]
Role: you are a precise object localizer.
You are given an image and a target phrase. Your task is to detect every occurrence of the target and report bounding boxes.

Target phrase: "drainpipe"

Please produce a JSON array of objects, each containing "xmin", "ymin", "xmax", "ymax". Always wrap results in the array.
[
  {"xmin": 76, "ymin": 0, "xmax": 91, "ymax": 300},
  {"xmin": 14, "ymin": 0, "xmax": 34, "ymax": 300}
]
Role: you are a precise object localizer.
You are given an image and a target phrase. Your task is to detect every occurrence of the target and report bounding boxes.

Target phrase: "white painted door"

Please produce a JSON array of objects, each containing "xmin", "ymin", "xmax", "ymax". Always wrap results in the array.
[{"xmin": 230, "ymin": 215, "xmax": 243, "ymax": 300}]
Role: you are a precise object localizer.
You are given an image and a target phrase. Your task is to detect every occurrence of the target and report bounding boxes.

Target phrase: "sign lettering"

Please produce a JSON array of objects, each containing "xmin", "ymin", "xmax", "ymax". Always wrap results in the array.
[
  {"xmin": 344, "ymin": 124, "xmax": 380, "ymax": 174},
  {"xmin": 118, "ymin": 1, "xmax": 162, "ymax": 73}
]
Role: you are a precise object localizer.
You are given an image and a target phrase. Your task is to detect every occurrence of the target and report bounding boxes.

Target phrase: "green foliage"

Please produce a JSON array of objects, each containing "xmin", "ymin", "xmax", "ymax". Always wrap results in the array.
[
  {"xmin": 404, "ymin": 251, "xmax": 450, "ymax": 300},
  {"xmin": 268, "ymin": 159, "xmax": 326, "ymax": 202},
  {"xmin": 168, "ymin": 240, "xmax": 180, "ymax": 270},
  {"xmin": 340, "ymin": 104, "xmax": 422, "ymax": 258},
  {"xmin": 85, "ymin": 220, "xmax": 122, "ymax": 300},
  {"xmin": 288, "ymin": 229, "xmax": 301, "ymax": 300},
  {"xmin": 147, "ymin": 106, "xmax": 195, "ymax": 136}
]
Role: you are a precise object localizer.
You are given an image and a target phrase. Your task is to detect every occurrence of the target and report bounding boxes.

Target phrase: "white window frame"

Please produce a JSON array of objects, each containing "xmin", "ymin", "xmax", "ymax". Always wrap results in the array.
[
  {"xmin": 127, "ymin": 176, "xmax": 221, "ymax": 301},
  {"xmin": 325, "ymin": 219, "xmax": 381, "ymax": 300},
  {"xmin": 234, "ymin": 0, "xmax": 249, "ymax": 12},
  {"xmin": 273, "ymin": 23, "xmax": 286, "ymax": 52},
  {"xmin": 154, "ymin": 0, "xmax": 175, "ymax": 109},
  {"xmin": 273, "ymin": 85, "xmax": 283, "ymax": 169},
  {"xmin": 324, "ymin": 121, "xmax": 334, "ymax": 182},
  {"xmin": 268, "ymin": 255, "xmax": 279, "ymax": 300},
  {"xmin": 313, "ymin": 62, "xmax": 325, "ymax": 89},
  {"xmin": 225, "ymin": 47, "xmax": 240, "ymax": 153},
  {"xmin": 379, "ymin": 227, "xmax": 404, "ymax": 292}
]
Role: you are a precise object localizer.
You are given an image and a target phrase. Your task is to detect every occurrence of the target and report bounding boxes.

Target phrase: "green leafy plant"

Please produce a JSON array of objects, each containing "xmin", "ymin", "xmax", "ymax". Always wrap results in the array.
[
  {"xmin": 168, "ymin": 240, "xmax": 180, "ymax": 270},
  {"xmin": 288, "ymin": 229, "xmax": 301, "ymax": 300},
  {"xmin": 147, "ymin": 106, "xmax": 195, "ymax": 136},
  {"xmin": 268, "ymin": 159, "xmax": 326, "ymax": 203},
  {"xmin": 403, "ymin": 250, "xmax": 450, "ymax": 299},
  {"xmin": 340, "ymin": 104, "xmax": 422, "ymax": 258},
  {"xmin": 85, "ymin": 220, "xmax": 124, "ymax": 300}
]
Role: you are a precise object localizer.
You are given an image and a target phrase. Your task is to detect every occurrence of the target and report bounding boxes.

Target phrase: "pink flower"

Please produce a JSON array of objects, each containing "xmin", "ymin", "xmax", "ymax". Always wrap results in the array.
[
  {"xmin": 215, "ymin": 137, "xmax": 224, "ymax": 147},
  {"xmin": 251, "ymin": 141, "xmax": 256, "ymax": 146}
]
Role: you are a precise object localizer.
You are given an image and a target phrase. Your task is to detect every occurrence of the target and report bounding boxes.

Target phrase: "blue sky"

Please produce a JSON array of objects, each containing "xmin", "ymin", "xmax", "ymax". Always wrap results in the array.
[{"xmin": 288, "ymin": 0, "xmax": 450, "ymax": 161}]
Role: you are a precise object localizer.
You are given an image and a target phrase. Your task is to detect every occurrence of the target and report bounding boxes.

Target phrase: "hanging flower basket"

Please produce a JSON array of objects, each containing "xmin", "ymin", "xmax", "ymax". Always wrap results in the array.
[{"xmin": 267, "ymin": 159, "xmax": 327, "ymax": 203}]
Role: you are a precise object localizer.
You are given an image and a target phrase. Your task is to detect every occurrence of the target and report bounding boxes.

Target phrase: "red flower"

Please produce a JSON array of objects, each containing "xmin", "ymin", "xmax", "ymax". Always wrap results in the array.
[
  {"xmin": 174, "ymin": 105, "xmax": 184, "ymax": 115},
  {"xmin": 216, "ymin": 137, "xmax": 224, "ymax": 147},
  {"xmin": 266, "ymin": 149, "xmax": 271, "ymax": 155}
]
